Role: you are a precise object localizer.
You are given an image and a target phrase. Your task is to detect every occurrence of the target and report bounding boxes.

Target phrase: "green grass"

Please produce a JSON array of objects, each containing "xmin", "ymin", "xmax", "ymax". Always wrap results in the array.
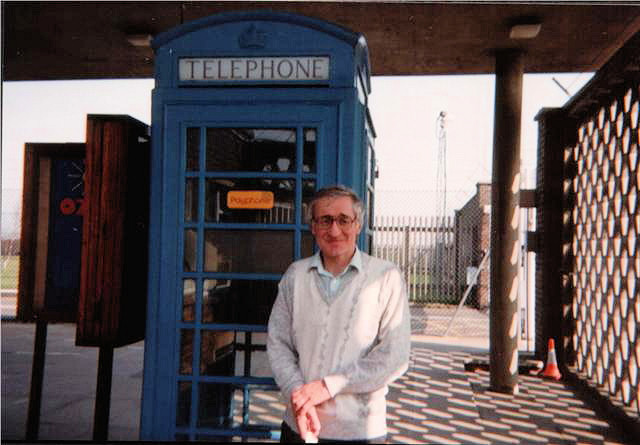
[{"xmin": 1, "ymin": 256, "xmax": 19, "ymax": 289}]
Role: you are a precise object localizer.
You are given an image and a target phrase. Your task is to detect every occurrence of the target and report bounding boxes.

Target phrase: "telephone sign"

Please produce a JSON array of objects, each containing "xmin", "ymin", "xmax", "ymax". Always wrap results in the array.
[{"xmin": 179, "ymin": 56, "xmax": 330, "ymax": 82}]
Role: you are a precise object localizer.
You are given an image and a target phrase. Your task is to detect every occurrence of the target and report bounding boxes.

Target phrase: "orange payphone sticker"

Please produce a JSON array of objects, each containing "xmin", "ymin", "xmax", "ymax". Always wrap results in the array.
[{"xmin": 227, "ymin": 191, "xmax": 274, "ymax": 209}]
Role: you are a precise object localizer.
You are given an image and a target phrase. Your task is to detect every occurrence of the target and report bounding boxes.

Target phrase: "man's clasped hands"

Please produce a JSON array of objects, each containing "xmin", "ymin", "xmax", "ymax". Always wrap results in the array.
[{"xmin": 291, "ymin": 379, "xmax": 332, "ymax": 441}]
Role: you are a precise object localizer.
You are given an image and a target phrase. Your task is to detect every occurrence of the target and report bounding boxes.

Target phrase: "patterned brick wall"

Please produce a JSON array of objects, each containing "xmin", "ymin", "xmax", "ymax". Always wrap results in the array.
[{"xmin": 536, "ymin": 31, "xmax": 640, "ymax": 426}]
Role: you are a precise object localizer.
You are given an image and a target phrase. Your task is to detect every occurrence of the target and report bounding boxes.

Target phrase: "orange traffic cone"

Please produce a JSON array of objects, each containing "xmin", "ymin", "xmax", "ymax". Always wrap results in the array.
[{"xmin": 541, "ymin": 338, "xmax": 562, "ymax": 380}]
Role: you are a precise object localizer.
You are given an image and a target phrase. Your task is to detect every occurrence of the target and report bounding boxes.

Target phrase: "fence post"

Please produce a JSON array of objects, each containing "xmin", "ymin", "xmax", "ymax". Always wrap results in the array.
[{"xmin": 404, "ymin": 223, "xmax": 410, "ymax": 291}]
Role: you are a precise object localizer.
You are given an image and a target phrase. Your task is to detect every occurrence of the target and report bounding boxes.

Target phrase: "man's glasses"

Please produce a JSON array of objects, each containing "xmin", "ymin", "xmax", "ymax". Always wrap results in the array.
[{"xmin": 312, "ymin": 215, "xmax": 357, "ymax": 230}]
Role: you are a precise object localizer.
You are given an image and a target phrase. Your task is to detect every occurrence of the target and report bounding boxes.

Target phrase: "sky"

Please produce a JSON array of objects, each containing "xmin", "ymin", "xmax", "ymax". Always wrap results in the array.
[{"xmin": 1, "ymin": 72, "xmax": 592, "ymax": 236}]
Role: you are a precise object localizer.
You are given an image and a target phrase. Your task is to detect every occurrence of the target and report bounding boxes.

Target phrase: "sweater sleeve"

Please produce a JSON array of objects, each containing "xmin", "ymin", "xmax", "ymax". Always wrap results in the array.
[
  {"xmin": 267, "ymin": 267, "xmax": 305, "ymax": 402},
  {"xmin": 323, "ymin": 267, "xmax": 411, "ymax": 397}
]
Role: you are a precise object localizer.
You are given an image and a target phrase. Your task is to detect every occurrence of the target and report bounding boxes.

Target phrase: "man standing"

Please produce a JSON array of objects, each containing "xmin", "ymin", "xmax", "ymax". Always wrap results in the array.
[{"xmin": 267, "ymin": 185, "xmax": 411, "ymax": 443}]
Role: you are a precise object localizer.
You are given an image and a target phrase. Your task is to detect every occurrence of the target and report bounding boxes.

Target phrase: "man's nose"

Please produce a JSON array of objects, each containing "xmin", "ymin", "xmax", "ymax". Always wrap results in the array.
[{"xmin": 328, "ymin": 220, "xmax": 342, "ymax": 234}]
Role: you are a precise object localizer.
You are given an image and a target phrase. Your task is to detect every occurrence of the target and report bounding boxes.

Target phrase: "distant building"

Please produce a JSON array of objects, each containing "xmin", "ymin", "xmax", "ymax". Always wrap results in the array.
[{"xmin": 454, "ymin": 183, "xmax": 491, "ymax": 309}]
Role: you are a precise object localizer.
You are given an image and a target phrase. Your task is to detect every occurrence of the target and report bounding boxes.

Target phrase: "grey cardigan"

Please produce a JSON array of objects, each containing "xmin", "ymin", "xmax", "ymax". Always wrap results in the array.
[{"xmin": 267, "ymin": 250, "xmax": 411, "ymax": 440}]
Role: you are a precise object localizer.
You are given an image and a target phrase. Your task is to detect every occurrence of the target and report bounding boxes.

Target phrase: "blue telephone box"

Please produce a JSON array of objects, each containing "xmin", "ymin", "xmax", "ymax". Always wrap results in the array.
[{"xmin": 141, "ymin": 11, "xmax": 376, "ymax": 441}]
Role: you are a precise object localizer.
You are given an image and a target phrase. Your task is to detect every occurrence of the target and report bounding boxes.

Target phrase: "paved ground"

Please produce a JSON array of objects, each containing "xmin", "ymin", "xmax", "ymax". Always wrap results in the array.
[
  {"xmin": 2, "ymin": 322, "xmax": 144, "ymax": 442},
  {"xmin": 409, "ymin": 303, "xmax": 490, "ymax": 337},
  {"xmin": 1, "ymin": 301, "xmax": 634, "ymax": 444}
]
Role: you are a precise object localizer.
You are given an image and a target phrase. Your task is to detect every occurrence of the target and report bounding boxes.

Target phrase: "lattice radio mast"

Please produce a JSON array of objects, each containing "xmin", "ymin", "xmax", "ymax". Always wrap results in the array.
[
  {"xmin": 434, "ymin": 111, "xmax": 448, "ymax": 293},
  {"xmin": 435, "ymin": 111, "xmax": 447, "ymax": 220}
]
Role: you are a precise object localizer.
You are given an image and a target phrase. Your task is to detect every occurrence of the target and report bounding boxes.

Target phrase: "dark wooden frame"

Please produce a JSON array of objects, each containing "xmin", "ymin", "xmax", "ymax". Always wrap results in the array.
[
  {"xmin": 17, "ymin": 143, "xmax": 86, "ymax": 322},
  {"xmin": 76, "ymin": 114, "xmax": 150, "ymax": 347}
]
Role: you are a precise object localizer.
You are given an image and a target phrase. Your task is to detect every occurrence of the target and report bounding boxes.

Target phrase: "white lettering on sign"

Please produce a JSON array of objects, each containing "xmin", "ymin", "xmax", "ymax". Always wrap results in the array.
[{"xmin": 179, "ymin": 57, "xmax": 330, "ymax": 82}]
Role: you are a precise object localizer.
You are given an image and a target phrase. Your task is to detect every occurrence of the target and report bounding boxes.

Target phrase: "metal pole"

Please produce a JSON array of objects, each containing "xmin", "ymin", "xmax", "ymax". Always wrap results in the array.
[
  {"xmin": 490, "ymin": 49, "xmax": 524, "ymax": 394},
  {"xmin": 444, "ymin": 249, "xmax": 490, "ymax": 336},
  {"xmin": 26, "ymin": 319, "xmax": 47, "ymax": 441},
  {"xmin": 527, "ymin": 208, "xmax": 536, "ymax": 352},
  {"xmin": 93, "ymin": 345, "xmax": 114, "ymax": 441},
  {"xmin": 404, "ymin": 225, "xmax": 410, "ymax": 288}
]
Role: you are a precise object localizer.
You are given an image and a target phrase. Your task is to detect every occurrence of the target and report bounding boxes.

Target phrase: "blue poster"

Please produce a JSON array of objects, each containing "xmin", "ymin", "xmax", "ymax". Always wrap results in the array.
[{"xmin": 45, "ymin": 157, "xmax": 84, "ymax": 312}]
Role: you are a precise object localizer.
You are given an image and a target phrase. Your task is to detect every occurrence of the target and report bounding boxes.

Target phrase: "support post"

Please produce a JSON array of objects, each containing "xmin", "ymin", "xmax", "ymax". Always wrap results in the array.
[
  {"xmin": 26, "ymin": 319, "xmax": 47, "ymax": 441},
  {"xmin": 93, "ymin": 346, "xmax": 114, "ymax": 441},
  {"xmin": 490, "ymin": 49, "xmax": 524, "ymax": 394}
]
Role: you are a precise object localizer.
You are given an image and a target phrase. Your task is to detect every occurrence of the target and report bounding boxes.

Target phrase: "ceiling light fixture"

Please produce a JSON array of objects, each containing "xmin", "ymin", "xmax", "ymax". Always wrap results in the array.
[
  {"xmin": 510, "ymin": 23, "xmax": 542, "ymax": 39},
  {"xmin": 126, "ymin": 34, "xmax": 152, "ymax": 47}
]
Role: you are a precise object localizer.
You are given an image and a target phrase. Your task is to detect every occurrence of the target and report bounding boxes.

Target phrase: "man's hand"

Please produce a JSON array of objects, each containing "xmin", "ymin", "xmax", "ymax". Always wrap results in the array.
[
  {"xmin": 291, "ymin": 380, "xmax": 330, "ymax": 440},
  {"xmin": 291, "ymin": 380, "xmax": 332, "ymax": 414},
  {"xmin": 295, "ymin": 404, "xmax": 320, "ymax": 440}
]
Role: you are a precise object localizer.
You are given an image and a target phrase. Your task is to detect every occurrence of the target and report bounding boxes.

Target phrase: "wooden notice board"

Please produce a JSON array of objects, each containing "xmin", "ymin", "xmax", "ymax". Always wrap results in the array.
[
  {"xmin": 18, "ymin": 143, "xmax": 86, "ymax": 322},
  {"xmin": 76, "ymin": 115, "xmax": 150, "ymax": 347}
]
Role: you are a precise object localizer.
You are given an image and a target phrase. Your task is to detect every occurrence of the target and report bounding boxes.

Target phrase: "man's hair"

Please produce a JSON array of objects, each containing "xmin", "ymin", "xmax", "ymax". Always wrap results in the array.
[{"xmin": 307, "ymin": 185, "xmax": 365, "ymax": 225}]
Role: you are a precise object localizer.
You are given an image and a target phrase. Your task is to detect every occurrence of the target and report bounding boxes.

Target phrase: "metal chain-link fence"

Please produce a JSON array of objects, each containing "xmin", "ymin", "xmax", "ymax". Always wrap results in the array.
[
  {"xmin": 373, "ymin": 188, "xmax": 492, "ymax": 337},
  {"xmin": 1, "ymin": 202, "xmax": 21, "ymax": 318}
]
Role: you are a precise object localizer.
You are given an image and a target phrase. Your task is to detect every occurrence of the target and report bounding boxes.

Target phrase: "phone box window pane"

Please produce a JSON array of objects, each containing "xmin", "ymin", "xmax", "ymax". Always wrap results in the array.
[
  {"xmin": 206, "ymin": 128, "xmax": 295, "ymax": 172},
  {"xmin": 185, "ymin": 178, "xmax": 199, "ymax": 222},
  {"xmin": 176, "ymin": 381, "xmax": 192, "ymax": 427},
  {"xmin": 303, "ymin": 128, "xmax": 317, "ymax": 173},
  {"xmin": 184, "ymin": 229, "xmax": 197, "ymax": 272},
  {"xmin": 367, "ymin": 190, "xmax": 374, "ymax": 230},
  {"xmin": 245, "ymin": 389, "xmax": 285, "ymax": 426},
  {"xmin": 200, "ymin": 330, "xmax": 235, "ymax": 376},
  {"xmin": 179, "ymin": 329, "xmax": 194, "ymax": 375},
  {"xmin": 234, "ymin": 338, "xmax": 272, "ymax": 378},
  {"xmin": 202, "ymin": 279, "xmax": 278, "ymax": 324},
  {"xmin": 197, "ymin": 383, "xmax": 235, "ymax": 428},
  {"xmin": 205, "ymin": 178, "xmax": 294, "ymax": 224},
  {"xmin": 238, "ymin": 349, "xmax": 271, "ymax": 378},
  {"xmin": 186, "ymin": 127, "xmax": 200, "ymax": 171},
  {"xmin": 197, "ymin": 385, "xmax": 281, "ymax": 430},
  {"xmin": 302, "ymin": 231, "xmax": 315, "ymax": 257},
  {"xmin": 204, "ymin": 230, "xmax": 293, "ymax": 274},
  {"xmin": 302, "ymin": 180, "xmax": 316, "ymax": 223},
  {"xmin": 183, "ymin": 279, "xmax": 195, "ymax": 322}
]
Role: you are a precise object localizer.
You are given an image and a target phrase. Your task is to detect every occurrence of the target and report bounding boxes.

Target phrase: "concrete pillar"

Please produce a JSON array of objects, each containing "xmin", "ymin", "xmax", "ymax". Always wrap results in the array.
[{"xmin": 489, "ymin": 49, "xmax": 524, "ymax": 394}]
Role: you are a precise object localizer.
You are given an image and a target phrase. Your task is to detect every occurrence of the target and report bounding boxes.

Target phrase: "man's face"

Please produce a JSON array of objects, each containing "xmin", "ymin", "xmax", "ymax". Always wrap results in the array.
[{"xmin": 311, "ymin": 196, "xmax": 362, "ymax": 262}]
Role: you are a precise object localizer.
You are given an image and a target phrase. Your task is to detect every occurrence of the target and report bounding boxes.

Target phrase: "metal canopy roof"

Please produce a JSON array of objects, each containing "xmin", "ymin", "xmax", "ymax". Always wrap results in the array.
[{"xmin": 2, "ymin": 1, "xmax": 640, "ymax": 81}]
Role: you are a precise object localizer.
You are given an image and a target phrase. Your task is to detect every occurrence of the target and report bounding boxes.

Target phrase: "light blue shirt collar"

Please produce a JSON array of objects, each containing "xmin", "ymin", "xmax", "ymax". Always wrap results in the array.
[{"xmin": 310, "ymin": 248, "xmax": 362, "ymax": 278}]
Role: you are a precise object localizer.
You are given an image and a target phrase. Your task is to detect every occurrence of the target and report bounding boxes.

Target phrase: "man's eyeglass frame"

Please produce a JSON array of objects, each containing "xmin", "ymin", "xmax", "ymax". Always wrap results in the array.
[{"xmin": 312, "ymin": 215, "xmax": 357, "ymax": 230}]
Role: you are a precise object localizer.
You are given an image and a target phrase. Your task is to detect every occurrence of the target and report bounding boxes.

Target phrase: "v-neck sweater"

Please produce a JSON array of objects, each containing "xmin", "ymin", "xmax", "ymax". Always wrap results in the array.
[
  {"xmin": 309, "ymin": 249, "xmax": 362, "ymax": 302},
  {"xmin": 267, "ymin": 250, "xmax": 411, "ymax": 440}
]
